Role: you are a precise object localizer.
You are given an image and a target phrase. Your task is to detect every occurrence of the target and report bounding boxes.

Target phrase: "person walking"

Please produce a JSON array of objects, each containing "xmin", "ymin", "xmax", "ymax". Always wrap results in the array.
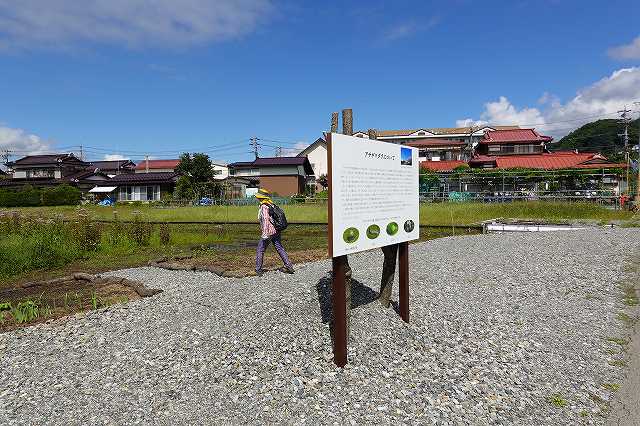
[{"xmin": 255, "ymin": 188, "xmax": 295, "ymax": 276}]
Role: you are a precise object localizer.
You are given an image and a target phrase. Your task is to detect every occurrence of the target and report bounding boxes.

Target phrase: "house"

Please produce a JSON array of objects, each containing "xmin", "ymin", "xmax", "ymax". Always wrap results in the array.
[
  {"xmin": 420, "ymin": 160, "xmax": 468, "ymax": 172},
  {"xmin": 8, "ymin": 153, "xmax": 88, "ymax": 180},
  {"xmin": 134, "ymin": 159, "xmax": 181, "ymax": 173},
  {"xmin": 475, "ymin": 128, "xmax": 553, "ymax": 156},
  {"xmin": 1, "ymin": 153, "xmax": 111, "ymax": 192},
  {"xmin": 228, "ymin": 157, "xmax": 314, "ymax": 196},
  {"xmin": 298, "ymin": 138, "xmax": 327, "ymax": 191},
  {"xmin": 468, "ymin": 151, "xmax": 626, "ymax": 170},
  {"xmin": 211, "ymin": 160, "xmax": 229, "ymax": 180},
  {"xmin": 93, "ymin": 172, "xmax": 180, "ymax": 202},
  {"xmin": 89, "ymin": 159, "xmax": 136, "ymax": 176},
  {"xmin": 352, "ymin": 126, "xmax": 521, "ymax": 161},
  {"xmin": 220, "ymin": 177, "xmax": 252, "ymax": 199}
]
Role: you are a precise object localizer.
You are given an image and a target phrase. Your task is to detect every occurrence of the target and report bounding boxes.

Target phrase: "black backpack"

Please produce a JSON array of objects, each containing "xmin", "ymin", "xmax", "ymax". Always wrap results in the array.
[{"xmin": 268, "ymin": 204, "xmax": 288, "ymax": 232}]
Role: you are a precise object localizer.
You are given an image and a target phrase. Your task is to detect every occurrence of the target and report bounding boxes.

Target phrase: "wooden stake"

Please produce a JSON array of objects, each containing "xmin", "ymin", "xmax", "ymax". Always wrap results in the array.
[
  {"xmin": 342, "ymin": 109, "xmax": 353, "ymax": 136},
  {"xmin": 399, "ymin": 241, "xmax": 409, "ymax": 323},
  {"xmin": 332, "ymin": 255, "xmax": 348, "ymax": 367}
]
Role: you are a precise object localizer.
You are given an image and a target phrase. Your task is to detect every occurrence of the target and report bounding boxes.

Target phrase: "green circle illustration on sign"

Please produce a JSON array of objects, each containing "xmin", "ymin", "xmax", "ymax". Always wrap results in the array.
[
  {"xmin": 366, "ymin": 224, "xmax": 380, "ymax": 239},
  {"xmin": 343, "ymin": 227, "xmax": 359, "ymax": 244},
  {"xmin": 386, "ymin": 222, "xmax": 399, "ymax": 236},
  {"xmin": 404, "ymin": 220, "xmax": 415, "ymax": 232}
]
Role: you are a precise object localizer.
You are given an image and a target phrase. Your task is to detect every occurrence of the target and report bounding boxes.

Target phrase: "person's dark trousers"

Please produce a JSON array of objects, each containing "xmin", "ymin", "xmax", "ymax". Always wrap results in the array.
[{"xmin": 255, "ymin": 233, "xmax": 293, "ymax": 272}]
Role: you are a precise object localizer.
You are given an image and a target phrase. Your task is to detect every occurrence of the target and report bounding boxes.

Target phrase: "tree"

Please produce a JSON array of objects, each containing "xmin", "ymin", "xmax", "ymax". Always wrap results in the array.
[
  {"xmin": 174, "ymin": 175, "xmax": 195, "ymax": 200},
  {"xmin": 175, "ymin": 152, "xmax": 213, "ymax": 183}
]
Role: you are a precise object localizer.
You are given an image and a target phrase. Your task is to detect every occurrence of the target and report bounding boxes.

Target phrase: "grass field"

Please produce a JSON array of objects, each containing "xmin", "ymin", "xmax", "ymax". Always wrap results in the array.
[{"xmin": 3, "ymin": 201, "xmax": 635, "ymax": 226}]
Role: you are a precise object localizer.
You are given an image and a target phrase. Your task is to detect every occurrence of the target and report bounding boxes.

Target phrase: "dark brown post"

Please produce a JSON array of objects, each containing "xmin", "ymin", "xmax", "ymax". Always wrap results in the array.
[
  {"xmin": 342, "ymin": 109, "xmax": 353, "ymax": 136},
  {"xmin": 398, "ymin": 241, "xmax": 409, "ymax": 323},
  {"xmin": 331, "ymin": 112, "xmax": 339, "ymax": 133},
  {"xmin": 367, "ymin": 128, "xmax": 377, "ymax": 140},
  {"xmin": 332, "ymin": 255, "xmax": 348, "ymax": 367}
]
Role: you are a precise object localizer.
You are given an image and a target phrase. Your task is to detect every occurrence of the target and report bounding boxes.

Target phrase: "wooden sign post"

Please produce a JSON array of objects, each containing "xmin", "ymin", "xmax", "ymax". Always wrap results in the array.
[{"xmin": 327, "ymin": 127, "xmax": 419, "ymax": 367}]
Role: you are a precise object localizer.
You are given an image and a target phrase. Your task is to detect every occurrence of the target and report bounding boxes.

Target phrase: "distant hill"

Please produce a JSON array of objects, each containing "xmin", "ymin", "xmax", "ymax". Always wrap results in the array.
[{"xmin": 549, "ymin": 118, "xmax": 639, "ymax": 162}]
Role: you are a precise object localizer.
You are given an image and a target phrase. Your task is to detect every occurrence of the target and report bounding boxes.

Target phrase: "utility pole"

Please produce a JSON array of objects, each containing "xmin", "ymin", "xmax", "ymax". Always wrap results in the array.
[
  {"xmin": 250, "ymin": 137, "xmax": 260, "ymax": 159},
  {"xmin": 79, "ymin": 144, "xmax": 84, "ymax": 161},
  {"xmin": 275, "ymin": 146, "xmax": 283, "ymax": 157},
  {"xmin": 618, "ymin": 106, "xmax": 632, "ymax": 194},
  {"xmin": 145, "ymin": 155, "xmax": 149, "ymax": 173}
]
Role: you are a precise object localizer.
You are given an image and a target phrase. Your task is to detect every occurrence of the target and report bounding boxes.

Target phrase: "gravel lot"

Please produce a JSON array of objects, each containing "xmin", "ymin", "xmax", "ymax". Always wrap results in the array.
[{"xmin": 1, "ymin": 229, "xmax": 639, "ymax": 425}]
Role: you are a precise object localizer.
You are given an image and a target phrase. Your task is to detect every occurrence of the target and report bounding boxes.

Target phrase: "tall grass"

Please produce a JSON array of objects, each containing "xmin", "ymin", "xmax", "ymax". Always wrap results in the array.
[
  {"xmin": 5, "ymin": 201, "xmax": 632, "ymax": 226},
  {"xmin": 0, "ymin": 211, "xmax": 238, "ymax": 279}
]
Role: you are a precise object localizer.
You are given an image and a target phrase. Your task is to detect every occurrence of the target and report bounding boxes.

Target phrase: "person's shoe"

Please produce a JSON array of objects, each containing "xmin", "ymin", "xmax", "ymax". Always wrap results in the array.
[
  {"xmin": 278, "ymin": 266, "xmax": 295, "ymax": 274},
  {"xmin": 255, "ymin": 269, "xmax": 266, "ymax": 277}
]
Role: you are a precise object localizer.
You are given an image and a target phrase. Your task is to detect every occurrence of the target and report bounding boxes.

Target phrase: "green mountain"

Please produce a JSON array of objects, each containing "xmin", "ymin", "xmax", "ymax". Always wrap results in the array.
[{"xmin": 550, "ymin": 118, "xmax": 640, "ymax": 162}]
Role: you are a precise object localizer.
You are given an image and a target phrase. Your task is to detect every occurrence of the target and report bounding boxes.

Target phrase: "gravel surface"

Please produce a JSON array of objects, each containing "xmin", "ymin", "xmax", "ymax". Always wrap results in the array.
[{"xmin": 1, "ymin": 229, "xmax": 639, "ymax": 425}]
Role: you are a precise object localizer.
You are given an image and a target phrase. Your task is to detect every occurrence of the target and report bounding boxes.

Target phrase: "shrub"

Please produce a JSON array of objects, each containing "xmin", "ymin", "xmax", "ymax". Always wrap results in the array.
[
  {"xmin": 42, "ymin": 184, "xmax": 81, "ymax": 206},
  {"xmin": 0, "ymin": 187, "xmax": 41, "ymax": 207},
  {"xmin": 159, "ymin": 223, "xmax": 171, "ymax": 245}
]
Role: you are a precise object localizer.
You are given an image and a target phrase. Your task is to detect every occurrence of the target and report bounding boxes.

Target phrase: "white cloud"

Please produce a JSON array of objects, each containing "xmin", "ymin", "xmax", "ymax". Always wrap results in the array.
[
  {"xmin": 457, "ymin": 67, "xmax": 640, "ymax": 138},
  {"xmin": 281, "ymin": 142, "xmax": 307, "ymax": 157},
  {"xmin": 103, "ymin": 154, "xmax": 128, "ymax": 161},
  {"xmin": 608, "ymin": 35, "xmax": 640, "ymax": 60},
  {"xmin": 381, "ymin": 17, "xmax": 438, "ymax": 43},
  {"xmin": 0, "ymin": 0, "xmax": 272, "ymax": 50},
  {"xmin": 455, "ymin": 118, "xmax": 488, "ymax": 128},
  {"xmin": 0, "ymin": 125, "xmax": 51, "ymax": 157}
]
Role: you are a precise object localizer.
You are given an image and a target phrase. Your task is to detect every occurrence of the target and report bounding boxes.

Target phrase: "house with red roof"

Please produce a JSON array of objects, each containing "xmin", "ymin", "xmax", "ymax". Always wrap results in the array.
[
  {"xmin": 135, "ymin": 159, "xmax": 181, "ymax": 173},
  {"xmin": 469, "ymin": 151, "xmax": 626, "ymax": 171},
  {"xmin": 475, "ymin": 128, "xmax": 553, "ymax": 156}
]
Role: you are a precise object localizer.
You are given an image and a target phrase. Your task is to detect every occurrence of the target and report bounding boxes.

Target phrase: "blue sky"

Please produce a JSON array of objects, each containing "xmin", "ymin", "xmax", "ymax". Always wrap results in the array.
[{"xmin": 1, "ymin": 0, "xmax": 640, "ymax": 164}]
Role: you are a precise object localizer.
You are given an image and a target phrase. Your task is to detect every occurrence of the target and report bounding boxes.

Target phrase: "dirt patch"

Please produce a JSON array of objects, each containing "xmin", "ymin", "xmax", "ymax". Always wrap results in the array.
[{"xmin": 0, "ymin": 273, "xmax": 162, "ymax": 333}]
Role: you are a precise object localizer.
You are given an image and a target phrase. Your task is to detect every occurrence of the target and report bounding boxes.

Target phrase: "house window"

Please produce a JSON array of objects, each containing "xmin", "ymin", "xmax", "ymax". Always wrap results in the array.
[
  {"xmin": 26, "ymin": 169, "xmax": 55, "ymax": 178},
  {"xmin": 120, "ymin": 186, "xmax": 133, "ymax": 201},
  {"xmin": 213, "ymin": 169, "xmax": 222, "ymax": 175}
]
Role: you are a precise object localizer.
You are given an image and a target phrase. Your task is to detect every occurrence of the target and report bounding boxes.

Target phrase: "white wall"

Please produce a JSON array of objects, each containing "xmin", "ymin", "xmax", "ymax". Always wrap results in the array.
[
  {"xmin": 306, "ymin": 144, "xmax": 328, "ymax": 179},
  {"xmin": 212, "ymin": 164, "xmax": 229, "ymax": 180}
]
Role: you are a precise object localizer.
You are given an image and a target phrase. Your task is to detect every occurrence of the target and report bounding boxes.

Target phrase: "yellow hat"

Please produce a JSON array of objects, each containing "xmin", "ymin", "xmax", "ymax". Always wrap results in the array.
[{"xmin": 255, "ymin": 188, "xmax": 272, "ymax": 199}]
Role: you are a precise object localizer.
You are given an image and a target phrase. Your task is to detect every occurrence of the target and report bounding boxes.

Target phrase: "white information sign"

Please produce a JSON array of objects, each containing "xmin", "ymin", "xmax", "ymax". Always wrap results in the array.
[{"xmin": 329, "ymin": 133, "xmax": 419, "ymax": 257}]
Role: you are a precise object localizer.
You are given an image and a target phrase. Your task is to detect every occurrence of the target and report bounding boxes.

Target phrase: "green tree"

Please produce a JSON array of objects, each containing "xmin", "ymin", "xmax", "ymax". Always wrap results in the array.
[
  {"xmin": 175, "ymin": 152, "xmax": 213, "ymax": 183},
  {"xmin": 174, "ymin": 175, "xmax": 195, "ymax": 200}
]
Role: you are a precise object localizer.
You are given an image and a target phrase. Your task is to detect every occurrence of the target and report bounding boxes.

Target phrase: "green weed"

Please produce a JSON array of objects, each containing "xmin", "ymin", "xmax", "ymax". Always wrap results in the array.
[
  {"xmin": 546, "ymin": 393, "xmax": 568, "ymax": 408},
  {"xmin": 602, "ymin": 383, "xmax": 620, "ymax": 391}
]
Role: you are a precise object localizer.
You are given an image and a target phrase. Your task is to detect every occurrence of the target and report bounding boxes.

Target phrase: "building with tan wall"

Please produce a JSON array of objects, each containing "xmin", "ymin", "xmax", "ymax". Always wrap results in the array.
[{"xmin": 228, "ymin": 157, "xmax": 314, "ymax": 196}]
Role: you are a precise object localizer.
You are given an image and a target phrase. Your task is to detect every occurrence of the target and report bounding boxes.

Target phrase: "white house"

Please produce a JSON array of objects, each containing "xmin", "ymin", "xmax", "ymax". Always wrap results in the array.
[
  {"xmin": 297, "ymin": 138, "xmax": 327, "ymax": 191},
  {"xmin": 211, "ymin": 160, "xmax": 229, "ymax": 180}
]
